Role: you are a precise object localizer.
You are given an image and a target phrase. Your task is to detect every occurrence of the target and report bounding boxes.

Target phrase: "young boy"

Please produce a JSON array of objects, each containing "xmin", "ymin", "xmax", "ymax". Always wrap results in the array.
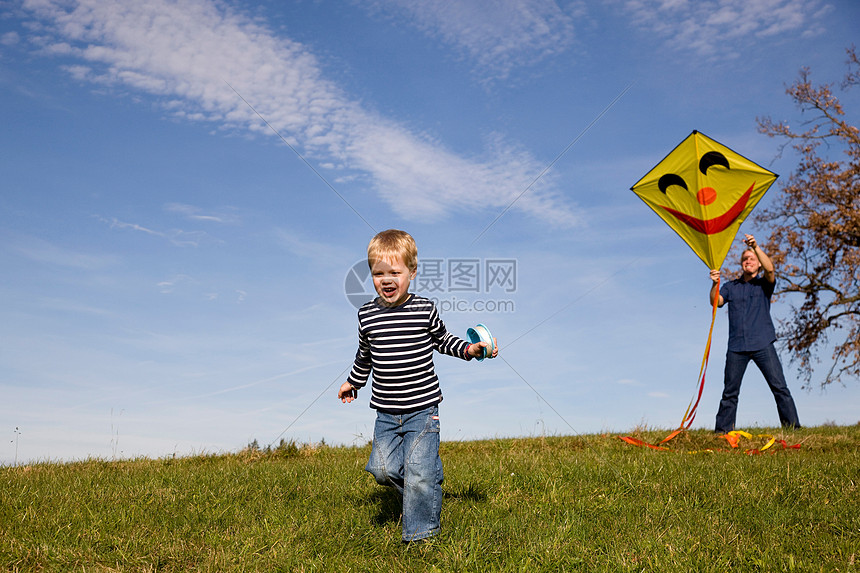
[{"xmin": 338, "ymin": 229, "xmax": 498, "ymax": 543}]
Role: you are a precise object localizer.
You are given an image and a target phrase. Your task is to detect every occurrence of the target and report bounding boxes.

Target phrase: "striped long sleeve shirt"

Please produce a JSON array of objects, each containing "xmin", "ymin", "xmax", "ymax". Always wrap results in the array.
[{"xmin": 347, "ymin": 294, "xmax": 471, "ymax": 413}]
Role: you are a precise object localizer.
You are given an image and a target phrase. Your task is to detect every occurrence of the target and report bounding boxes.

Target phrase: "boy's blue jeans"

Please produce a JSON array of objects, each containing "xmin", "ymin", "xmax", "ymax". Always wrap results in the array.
[
  {"xmin": 365, "ymin": 405, "xmax": 443, "ymax": 542},
  {"xmin": 715, "ymin": 344, "xmax": 801, "ymax": 433}
]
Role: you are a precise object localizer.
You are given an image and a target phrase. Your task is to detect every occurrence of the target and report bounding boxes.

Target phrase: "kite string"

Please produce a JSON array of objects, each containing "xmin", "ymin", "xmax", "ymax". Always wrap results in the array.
[
  {"xmin": 622, "ymin": 274, "xmax": 720, "ymax": 449},
  {"xmin": 469, "ymin": 82, "xmax": 634, "ymax": 248},
  {"xmin": 223, "ymin": 79, "xmax": 377, "ymax": 233},
  {"xmin": 499, "ymin": 354, "xmax": 637, "ymax": 489},
  {"xmin": 267, "ymin": 365, "xmax": 352, "ymax": 449},
  {"xmin": 263, "ymin": 83, "xmax": 636, "ymax": 446},
  {"xmin": 249, "ymin": 80, "xmax": 636, "ymax": 454}
]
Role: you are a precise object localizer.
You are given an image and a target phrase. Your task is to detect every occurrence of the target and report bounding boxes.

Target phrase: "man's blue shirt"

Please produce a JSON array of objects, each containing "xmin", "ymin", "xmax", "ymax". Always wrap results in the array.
[{"xmin": 719, "ymin": 274, "xmax": 777, "ymax": 352}]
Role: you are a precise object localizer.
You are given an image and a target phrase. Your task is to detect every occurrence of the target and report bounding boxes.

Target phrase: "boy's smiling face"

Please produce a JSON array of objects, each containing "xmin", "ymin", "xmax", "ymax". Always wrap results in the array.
[{"xmin": 371, "ymin": 255, "xmax": 415, "ymax": 307}]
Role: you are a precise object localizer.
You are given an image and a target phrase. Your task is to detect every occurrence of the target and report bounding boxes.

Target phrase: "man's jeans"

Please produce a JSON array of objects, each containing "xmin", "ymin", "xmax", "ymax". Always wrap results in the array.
[
  {"xmin": 715, "ymin": 344, "xmax": 801, "ymax": 433},
  {"xmin": 365, "ymin": 405, "xmax": 443, "ymax": 542}
]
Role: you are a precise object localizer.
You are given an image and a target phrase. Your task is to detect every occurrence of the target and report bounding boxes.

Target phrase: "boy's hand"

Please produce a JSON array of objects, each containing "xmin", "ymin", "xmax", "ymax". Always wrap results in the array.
[
  {"xmin": 709, "ymin": 269, "xmax": 721, "ymax": 282},
  {"xmin": 338, "ymin": 382, "xmax": 357, "ymax": 403},
  {"xmin": 469, "ymin": 338, "xmax": 499, "ymax": 359}
]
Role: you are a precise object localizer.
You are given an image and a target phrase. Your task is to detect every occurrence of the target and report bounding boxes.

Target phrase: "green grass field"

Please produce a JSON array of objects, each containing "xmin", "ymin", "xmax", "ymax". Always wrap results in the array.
[{"xmin": 2, "ymin": 426, "xmax": 858, "ymax": 572}]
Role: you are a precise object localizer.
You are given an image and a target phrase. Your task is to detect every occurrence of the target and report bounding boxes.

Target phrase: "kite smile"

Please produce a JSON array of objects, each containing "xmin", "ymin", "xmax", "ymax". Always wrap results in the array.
[{"xmin": 659, "ymin": 183, "xmax": 755, "ymax": 235}]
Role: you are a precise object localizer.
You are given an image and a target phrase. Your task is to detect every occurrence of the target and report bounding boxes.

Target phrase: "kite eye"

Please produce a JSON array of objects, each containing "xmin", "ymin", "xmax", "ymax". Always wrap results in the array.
[
  {"xmin": 699, "ymin": 151, "xmax": 730, "ymax": 175},
  {"xmin": 658, "ymin": 173, "xmax": 688, "ymax": 194}
]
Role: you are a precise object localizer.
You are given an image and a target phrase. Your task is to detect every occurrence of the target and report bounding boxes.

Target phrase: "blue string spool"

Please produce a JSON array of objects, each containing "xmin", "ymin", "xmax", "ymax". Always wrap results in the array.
[{"xmin": 466, "ymin": 323, "xmax": 495, "ymax": 361}]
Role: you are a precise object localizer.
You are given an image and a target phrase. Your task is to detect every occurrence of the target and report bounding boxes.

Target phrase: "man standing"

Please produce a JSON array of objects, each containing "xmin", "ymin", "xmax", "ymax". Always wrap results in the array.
[{"xmin": 709, "ymin": 234, "xmax": 801, "ymax": 433}]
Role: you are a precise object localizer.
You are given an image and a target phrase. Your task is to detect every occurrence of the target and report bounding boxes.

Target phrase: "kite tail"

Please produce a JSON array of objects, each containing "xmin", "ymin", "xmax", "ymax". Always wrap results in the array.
[
  {"xmin": 619, "ymin": 275, "xmax": 720, "ymax": 449},
  {"xmin": 677, "ymin": 274, "xmax": 720, "ymax": 430}
]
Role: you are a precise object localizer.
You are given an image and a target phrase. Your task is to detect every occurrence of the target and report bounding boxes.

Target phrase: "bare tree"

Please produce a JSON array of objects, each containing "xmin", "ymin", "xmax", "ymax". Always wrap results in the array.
[{"xmin": 756, "ymin": 46, "xmax": 859, "ymax": 388}]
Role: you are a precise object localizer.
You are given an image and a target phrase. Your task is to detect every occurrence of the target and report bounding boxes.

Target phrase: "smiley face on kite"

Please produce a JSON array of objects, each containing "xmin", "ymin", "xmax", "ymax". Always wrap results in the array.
[
  {"xmin": 631, "ymin": 130, "xmax": 778, "ymax": 269},
  {"xmin": 656, "ymin": 150, "xmax": 755, "ymax": 236}
]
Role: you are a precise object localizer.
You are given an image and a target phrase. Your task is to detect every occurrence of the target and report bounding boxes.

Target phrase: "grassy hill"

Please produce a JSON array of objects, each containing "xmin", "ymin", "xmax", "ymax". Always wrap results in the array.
[{"xmin": 2, "ymin": 426, "xmax": 858, "ymax": 572}]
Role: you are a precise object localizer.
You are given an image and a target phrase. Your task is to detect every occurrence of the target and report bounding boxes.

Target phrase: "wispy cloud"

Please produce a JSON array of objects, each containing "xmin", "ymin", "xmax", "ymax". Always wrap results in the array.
[
  {"xmin": 164, "ymin": 203, "xmax": 239, "ymax": 224},
  {"xmin": 98, "ymin": 216, "xmax": 219, "ymax": 247},
  {"xmin": 621, "ymin": 0, "xmax": 830, "ymax": 58},
  {"xmin": 2, "ymin": 31, "xmax": 21, "ymax": 46},
  {"xmin": 156, "ymin": 274, "xmax": 195, "ymax": 295},
  {"xmin": 7, "ymin": 235, "xmax": 119, "ymax": 269},
  {"xmin": 361, "ymin": 0, "xmax": 582, "ymax": 81},
  {"xmin": 35, "ymin": 297, "xmax": 114, "ymax": 316},
  {"xmin": 21, "ymin": 0, "xmax": 580, "ymax": 227},
  {"xmin": 271, "ymin": 228, "xmax": 352, "ymax": 264}
]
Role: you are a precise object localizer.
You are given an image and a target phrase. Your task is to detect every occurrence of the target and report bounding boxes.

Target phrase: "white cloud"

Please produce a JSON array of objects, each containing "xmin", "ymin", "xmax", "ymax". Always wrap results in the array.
[
  {"xmin": 156, "ymin": 274, "xmax": 195, "ymax": 294},
  {"xmin": 21, "ymin": 0, "xmax": 579, "ymax": 227},
  {"xmin": 648, "ymin": 391, "xmax": 671, "ymax": 398},
  {"xmin": 99, "ymin": 216, "xmax": 220, "ymax": 247},
  {"xmin": 621, "ymin": 0, "xmax": 828, "ymax": 58},
  {"xmin": 2, "ymin": 31, "xmax": 22, "ymax": 46},
  {"xmin": 164, "ymin": 203, "xmax": 239, "ymax": 224},
  {"xmin": 361, "ymin": 0, "xmax": 581, "ymax": 81}
]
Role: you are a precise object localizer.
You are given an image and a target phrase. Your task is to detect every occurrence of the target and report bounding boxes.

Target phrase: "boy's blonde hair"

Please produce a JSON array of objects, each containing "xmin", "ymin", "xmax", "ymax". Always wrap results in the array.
[{"xmin": 367, "ymin": 229, "xmax": 418, "ymax": 271}]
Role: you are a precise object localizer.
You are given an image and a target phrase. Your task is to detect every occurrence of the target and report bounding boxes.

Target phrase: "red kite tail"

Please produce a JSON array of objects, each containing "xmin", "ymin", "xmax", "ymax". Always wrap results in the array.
[{"xmin": 679, "ymin": 275, "xmax": 719, "ymax": 429}]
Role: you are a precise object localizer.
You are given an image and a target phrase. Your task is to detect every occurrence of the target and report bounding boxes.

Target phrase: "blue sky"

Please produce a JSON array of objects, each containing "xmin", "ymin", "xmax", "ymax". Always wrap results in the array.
[{"xmin": 2, "ymin": 0, "xmax": 858, "ymax": 465}]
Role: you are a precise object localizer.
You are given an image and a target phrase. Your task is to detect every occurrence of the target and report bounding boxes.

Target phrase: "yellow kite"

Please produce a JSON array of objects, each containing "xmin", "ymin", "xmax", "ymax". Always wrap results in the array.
[{"xmin": 631, "ymin": 130, "xmax": 778, "ymax": 269}]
